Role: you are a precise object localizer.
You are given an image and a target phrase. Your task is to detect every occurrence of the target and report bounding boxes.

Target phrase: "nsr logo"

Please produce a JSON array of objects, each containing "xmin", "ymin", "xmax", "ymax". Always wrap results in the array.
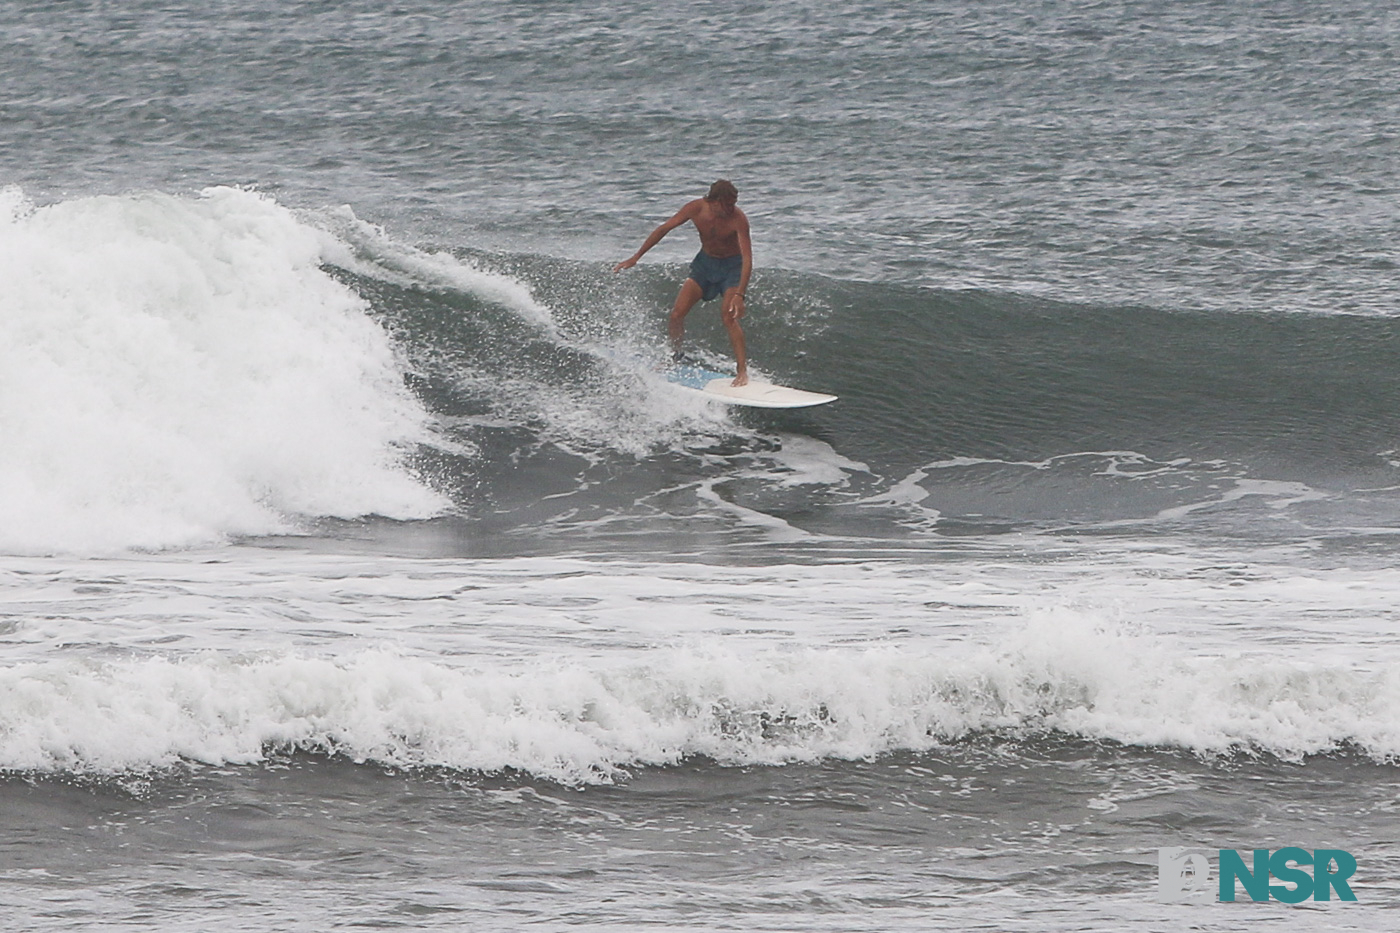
[{"xmin": 1159, "ymin": 847, "xmax": 1358, "ymax": 903}]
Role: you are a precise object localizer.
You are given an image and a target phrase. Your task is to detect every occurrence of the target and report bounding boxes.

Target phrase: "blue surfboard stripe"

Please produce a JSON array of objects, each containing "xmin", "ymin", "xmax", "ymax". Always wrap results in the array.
[{"xmin": 665, "ymin": 364, "xmax": 730, "ymax": 390}]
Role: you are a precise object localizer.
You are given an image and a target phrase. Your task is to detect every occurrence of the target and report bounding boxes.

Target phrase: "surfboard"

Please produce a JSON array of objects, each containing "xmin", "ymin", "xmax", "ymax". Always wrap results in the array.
[{"xmin": 663, "ymin": 364, "xmax": 837, "ymax": 409}]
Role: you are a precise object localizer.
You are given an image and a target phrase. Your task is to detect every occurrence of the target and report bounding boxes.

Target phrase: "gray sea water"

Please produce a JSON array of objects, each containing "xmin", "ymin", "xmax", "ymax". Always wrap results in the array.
[{"xmin": 4, "ymin": 1, "xmax": 1400, "ymax": 929}]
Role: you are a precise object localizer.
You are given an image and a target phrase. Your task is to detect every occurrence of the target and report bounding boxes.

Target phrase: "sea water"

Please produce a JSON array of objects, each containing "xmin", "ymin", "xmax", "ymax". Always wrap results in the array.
[{"xmin": 4, "ymin": 2, "xmax": 1400, "ymax": 930}]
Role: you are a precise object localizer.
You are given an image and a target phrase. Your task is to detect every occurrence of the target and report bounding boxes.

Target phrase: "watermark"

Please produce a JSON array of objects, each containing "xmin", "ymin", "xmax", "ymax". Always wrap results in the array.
[{"xmin": 1158, "ymin": 847, "xmax": 1358, "ymax": 903}]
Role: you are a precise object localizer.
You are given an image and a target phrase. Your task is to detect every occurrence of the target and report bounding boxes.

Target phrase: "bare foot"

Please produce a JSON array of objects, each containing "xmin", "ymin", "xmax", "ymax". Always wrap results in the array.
[{"xmin": 731, "ymin": 372, "xmax": 749, "ymax": 387}]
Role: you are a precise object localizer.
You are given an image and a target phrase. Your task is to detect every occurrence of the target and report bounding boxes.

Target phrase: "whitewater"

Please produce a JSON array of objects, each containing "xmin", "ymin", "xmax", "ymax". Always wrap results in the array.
[
  {"xmin": 7, "ymin": 544, "xmax": 1400, "ymax": 778},
  {"xmin": 0, "ymin": 187, "xmax": 445, "ymax": 553}
]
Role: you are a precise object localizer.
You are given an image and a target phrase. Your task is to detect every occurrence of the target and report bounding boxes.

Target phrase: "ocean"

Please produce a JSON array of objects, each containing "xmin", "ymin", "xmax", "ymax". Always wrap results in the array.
[{"xmin": 3, "ymin": 1, "xmax": 1400, "ymax": 929}]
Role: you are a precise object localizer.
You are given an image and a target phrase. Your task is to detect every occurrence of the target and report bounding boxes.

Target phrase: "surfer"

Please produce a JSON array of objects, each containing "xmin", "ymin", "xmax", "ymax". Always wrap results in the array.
[{"xmin": 613, "ymin": 179, "xmax": 752, "ymax": 386}]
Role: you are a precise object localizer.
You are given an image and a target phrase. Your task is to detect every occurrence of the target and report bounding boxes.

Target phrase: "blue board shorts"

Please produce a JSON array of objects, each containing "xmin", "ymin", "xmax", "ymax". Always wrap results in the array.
[{"xmin": 688, "ymin": 250, "xmax": 743, "ymax": 301}]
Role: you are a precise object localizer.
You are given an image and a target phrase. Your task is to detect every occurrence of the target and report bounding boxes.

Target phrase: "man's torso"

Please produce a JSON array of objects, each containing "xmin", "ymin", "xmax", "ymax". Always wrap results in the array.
[{"xmin": 691, "ymin": 200, "xmax": 745, "ymax": 259}]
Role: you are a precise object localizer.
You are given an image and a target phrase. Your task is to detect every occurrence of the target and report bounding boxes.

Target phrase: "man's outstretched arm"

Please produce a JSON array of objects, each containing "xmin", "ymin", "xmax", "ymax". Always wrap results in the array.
[{"xmin": 613, "ymin": 200, "xmax": 701, "ymax": 272}]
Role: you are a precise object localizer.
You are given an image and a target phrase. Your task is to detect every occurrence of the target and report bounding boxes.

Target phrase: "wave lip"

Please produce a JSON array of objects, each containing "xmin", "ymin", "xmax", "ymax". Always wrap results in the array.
[{"xmin": 0, "ymin": 186, "xmax": 446, "ymax": 555}]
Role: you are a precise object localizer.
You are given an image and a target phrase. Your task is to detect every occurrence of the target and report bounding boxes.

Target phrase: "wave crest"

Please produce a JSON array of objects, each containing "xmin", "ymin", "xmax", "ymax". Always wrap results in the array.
[
  {"xmin": 5, "ymin": 621, "xmax": 1396, "ymax": 784},
  {"xmin": 0, "ymin": 187, "xmax": 446, "ymax": 554}
]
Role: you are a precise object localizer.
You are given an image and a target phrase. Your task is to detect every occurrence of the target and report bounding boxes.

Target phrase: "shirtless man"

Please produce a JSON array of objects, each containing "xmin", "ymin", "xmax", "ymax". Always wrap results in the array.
[{"xmin": 613, "ymin": 179, "xmax": 752, "ymax": 386}]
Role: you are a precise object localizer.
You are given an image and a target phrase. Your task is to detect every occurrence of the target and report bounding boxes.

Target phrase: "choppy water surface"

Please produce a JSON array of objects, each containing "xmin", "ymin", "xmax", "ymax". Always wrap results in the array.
[{"xmin": 4, "ymin": 1, "xmax": 1400, "ymax": 930}]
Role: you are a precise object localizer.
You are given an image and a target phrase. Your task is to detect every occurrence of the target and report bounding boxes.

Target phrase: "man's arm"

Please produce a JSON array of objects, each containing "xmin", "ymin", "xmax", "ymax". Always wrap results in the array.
[
  {"xmin": 613, "ymin": 200, "xmax": 701, "ymax": 272},
  {"xmin": 724, "ymin": 211, "xmax": 752, "ymax": 318}
]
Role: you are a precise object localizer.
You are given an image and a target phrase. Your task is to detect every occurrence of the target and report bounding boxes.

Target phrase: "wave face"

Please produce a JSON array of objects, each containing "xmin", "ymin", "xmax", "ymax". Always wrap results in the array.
[
  {"xmin": 7, "ymin": 186, "xmax": 1400, "ymax": 555},
  {"xmin": 344, "ymin": 244, "xmax": 1400, "ymax": 552},
  {"xmin": 0, "ymin": 187, "xmax": 444, "ymax": 553}
]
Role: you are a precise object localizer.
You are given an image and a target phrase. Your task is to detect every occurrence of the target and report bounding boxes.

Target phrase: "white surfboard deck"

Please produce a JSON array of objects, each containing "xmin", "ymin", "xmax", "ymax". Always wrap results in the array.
[{"xmin": 664, "ymin": 365, "xmax": 837, "ymax": 409}]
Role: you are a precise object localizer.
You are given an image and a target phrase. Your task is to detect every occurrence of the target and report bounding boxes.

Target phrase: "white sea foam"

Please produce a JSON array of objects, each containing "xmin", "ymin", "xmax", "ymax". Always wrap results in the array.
[
  {"xmin": 1153, "ymin": 477, "xmax": 1330, "ymax": 520},
  {"xmin": 318, "ymin": 204, "xmax": 558, "ymax": 333},
  {"xmin": 755, "ymin": 433, "xmax": 871, "ymax": 488},
  {"xmin": 2, "ymin": 623, "xmax": 1397, "ymax": 783},
  {"xmin": 8, "ymin": 529, "xmax": 1400, "ymax": 778},
  {"xmin": 0, "ymin": 187, "xmax": 447, "ymax": 554},
  {"xmin": 5, "ymin": 544, "xmax": 1400, "ymax": 783}
]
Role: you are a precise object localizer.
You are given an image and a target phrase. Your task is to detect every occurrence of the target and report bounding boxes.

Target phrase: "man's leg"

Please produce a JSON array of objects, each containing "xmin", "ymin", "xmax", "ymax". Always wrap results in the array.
[
  {"xmin": 669, "ymin": 278, "xmax": 704, "ymax": 359},
  {"xmin": 721, "ymin": 286, "xmax": 748, "ymax": 386}
]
